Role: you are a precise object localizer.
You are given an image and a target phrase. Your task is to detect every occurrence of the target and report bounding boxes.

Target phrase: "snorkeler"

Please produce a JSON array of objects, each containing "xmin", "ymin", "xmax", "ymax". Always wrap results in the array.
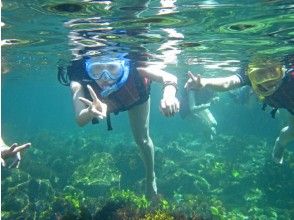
[
  {"xmin": 58, "ymin": 53, "xmax": 179, "ymax": 200},
  {"xmin": 180, "ymin": 87, "xmax": 218, "ymax": 140},
  {"xmin": 185, "ymin": 56, "xmax": 294, "ymax": 164}
]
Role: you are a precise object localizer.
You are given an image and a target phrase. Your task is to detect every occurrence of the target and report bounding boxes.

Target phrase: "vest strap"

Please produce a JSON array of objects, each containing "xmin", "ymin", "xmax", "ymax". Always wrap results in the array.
[
  {"xmin": 106, "ymin": 113, "xmax": 113, "ymax": 131},
  {"xmin": 270, "ymin": 108, "xmax": 278, "ymax": 119}
]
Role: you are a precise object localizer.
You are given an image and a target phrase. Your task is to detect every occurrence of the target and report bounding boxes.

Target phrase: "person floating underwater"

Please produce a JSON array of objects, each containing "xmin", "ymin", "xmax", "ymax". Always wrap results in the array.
[
  {"xmin": 185, "ymin": 56, "xmax": 294, "ymax": 164},
  {"xmin": 58, "ymin": 53, "xmax": 180, "ymax": 200},
  {"xmin": 180, "ymin": 86, "xmax": 218, "ymax": 140}
]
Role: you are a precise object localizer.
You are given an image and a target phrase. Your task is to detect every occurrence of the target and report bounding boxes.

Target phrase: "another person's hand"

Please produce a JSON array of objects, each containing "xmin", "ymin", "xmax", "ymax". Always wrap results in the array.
[
  {"xmin": 79, "ymin": 85, "xmax": 107, "ymax": 120},
  {"xmin": 1, "ymin": 142, "xmax": 31, "ymax": 168},
  {"xmin": 184, "ymin": 71, "xmax": 205, "ymax": 90},
  {"xmin": 160, "ymin": 84, "xmax": 180, "ymax": 117}
]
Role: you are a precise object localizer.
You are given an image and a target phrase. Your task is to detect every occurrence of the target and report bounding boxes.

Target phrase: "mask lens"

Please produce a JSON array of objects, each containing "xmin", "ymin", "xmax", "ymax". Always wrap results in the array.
[
  {"xmin": 106, "ymin": 63, "xmax": 122, "ymax": 79},
  {"xmin": 255, "ymin": 80, "xmax": 278, "ymax": 97},
  {"xmin": 89, "ymin": 65, "xmax": 106, "ymax": 79},
  {"xmin": 88, "ymin": 62, "xmax": 123, "ymax": 80}
]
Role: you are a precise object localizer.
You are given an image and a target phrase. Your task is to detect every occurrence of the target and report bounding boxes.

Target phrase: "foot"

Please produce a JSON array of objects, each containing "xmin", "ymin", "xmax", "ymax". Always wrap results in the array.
[
  {"xmin": 272, "ymin": 142, "xmax": 285, "ymax": 165},
  {"xmin": 146, "ymin": 176, "xmax": 157, "ymax": 200}
]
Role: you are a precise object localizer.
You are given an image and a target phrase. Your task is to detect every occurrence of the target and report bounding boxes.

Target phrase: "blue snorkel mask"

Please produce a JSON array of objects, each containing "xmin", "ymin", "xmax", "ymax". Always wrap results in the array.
[{"xmin": 85, "ymin": 55, "xmax": 130, "ymax": 97}]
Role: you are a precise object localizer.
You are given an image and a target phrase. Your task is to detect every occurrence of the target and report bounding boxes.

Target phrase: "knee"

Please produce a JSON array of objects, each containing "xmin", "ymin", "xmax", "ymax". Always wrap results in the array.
[
  {"xmin": 211, "ymin": 120, "xmax": 217, "ymax": 127},
  {"xmin": 135, "ymin": 137, "xmax": 153, "ymax": 150},
  {"xmin": 277, "ymin": 125, "xmax": 294, "ymax": 145},
  {"xmin": 281, "ymin": 125, "xmax": 294, "ymax": 136}
]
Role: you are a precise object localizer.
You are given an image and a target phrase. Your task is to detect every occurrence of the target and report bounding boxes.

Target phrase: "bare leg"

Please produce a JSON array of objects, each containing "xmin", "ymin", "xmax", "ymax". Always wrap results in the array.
[
  {"xmin": 128, "ymin": 98, "xmax": 157, "ymax": 199},
  {"xmin": 272, "ymin": 114, "xmax": 294, "ymax": 164}
]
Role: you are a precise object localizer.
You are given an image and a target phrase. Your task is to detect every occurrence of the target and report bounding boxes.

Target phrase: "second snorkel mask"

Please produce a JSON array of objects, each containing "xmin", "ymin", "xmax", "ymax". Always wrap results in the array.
[
  {"xmin": 85, "ymin": 56, "xmax": 130, "ymax": 97},
  {"xmin": 247, "ymin": 60, "xmax": 284, "ymax": 99}
]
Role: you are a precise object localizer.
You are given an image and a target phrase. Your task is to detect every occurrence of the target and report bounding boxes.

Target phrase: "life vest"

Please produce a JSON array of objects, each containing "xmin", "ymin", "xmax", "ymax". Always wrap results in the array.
[
  {"xmin": 262, "ymin": 67, "xmax": 294, "ymax": 117},
  {"xmin": 80, "ymin": 59, "xmax": 151, "ymax": 129},
  {"xmin": 93, "ymin": 68, "xmax": 150, "ymax": 114}
]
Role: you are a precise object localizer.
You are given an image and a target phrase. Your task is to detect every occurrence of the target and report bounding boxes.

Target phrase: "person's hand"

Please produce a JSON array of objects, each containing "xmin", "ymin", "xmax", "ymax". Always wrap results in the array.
[
  {"xmin": 184, "ymin": 71, "xmax": 205, "ymax": 90},
  {"xmin": 160, "ymin": 95, "xmax": 180, "ymax": 117},
  {"xmin": 160, "ymin": 85, "xmax": 180, "ymax": 117},
  {"xmin": 79, "ymin": 85, "xmax": 107, "ymax": 120},
  {"xmin": 1, "ymin": 142, "xmax": 31, "ymax": 168}
]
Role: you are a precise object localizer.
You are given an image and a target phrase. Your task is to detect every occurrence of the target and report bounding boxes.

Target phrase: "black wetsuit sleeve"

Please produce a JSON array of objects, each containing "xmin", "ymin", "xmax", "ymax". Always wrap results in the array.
[{"xmin": 235, "ymin": 67, "xmax": 251, "ymax": 86}]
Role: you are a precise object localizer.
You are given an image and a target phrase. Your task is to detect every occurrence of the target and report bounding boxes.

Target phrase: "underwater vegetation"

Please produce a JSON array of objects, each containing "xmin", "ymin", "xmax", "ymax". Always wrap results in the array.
[{"xmin": 1, "ymin": 131, "xmax": 294, "ymax": 219}]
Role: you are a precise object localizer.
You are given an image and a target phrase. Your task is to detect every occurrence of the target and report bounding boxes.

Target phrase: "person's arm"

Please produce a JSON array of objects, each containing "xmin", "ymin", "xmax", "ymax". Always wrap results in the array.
[
  {"xmin": 185, "ymin": 71, "xmax": 242, "ymax": 92},
  {"xmin": 137, "ymin": 64, "xmax": 179, "ymax": 117},
  {"xmin": 137, "ymin": 64, "xmax": 177, "ymax": 84},
  {"xmin": 1, "ymin": 136, "xmax": 31, "ymax": 168},
  {"xmin": 70, "ymin": 81, "xmax": 107, "ymax": 126}
]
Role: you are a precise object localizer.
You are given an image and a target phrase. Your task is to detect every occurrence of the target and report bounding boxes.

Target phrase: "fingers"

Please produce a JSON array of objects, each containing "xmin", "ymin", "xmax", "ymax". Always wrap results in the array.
[
  {"xmin": 185, "ymin": 71, "xmax": 203, "ymax": 90},
  {"xmin": 175, "ymin": 99, "xmax": 180, "ymax": 112},
  {"xmin": 1, "ymin": 143, "xmax": 18, "ymax": 158},
  {"xmin": 184, "ymin": 79, "xmax": 192, "ymax": 89},
  {"xmin": 9, "ymin": 143, "xmax": 18, "ymax": 152},
  {"xmin": 86, "ymin": 84, "xmax": 106, "ymax": 108},
  {"xmin": 81, "ymin": 99, "xmax": 106, "ymax": 119},
  {"xmin": 185, "ymin": 71, "xmax": 196, "ymax": 89},
  {"xmin": 12, "ymin": 143, "xmax": 31, "ymax": 154},
  {"xmin": 79, "ymin": 90, "xmax": 107, "ymax": 120},
  {"xmin": 187, "ymin": 71, "xmax": 196, "ymax": 80},
  {"xmin": 196, "ymin": 74, "xmax": 201, "ymax": 84},
  {"xmin": 1, "ymin": 143, "xmax": 29, "ymax": 169},
  {"xmin": 91, "ymin": 108, "xmax": 105, "ymax": 120},
  {"xmin": 169, "ymin": 99, "xmax": 180, "ymax": 115},
  {"xmin": 87, "ymin": 85, "xmax": 99, "ymax": 101},
  {"xmin": 160, "ymin": 98, "xmax": 180, "ymax": 117},
  {"xmin": 1, "ymin": 146, "xmax": 11, "ymax": 158},
  {"xmin": 79, "ymin": 97, "xmax": 92, "ymax": 106},
  {"xmin": 160, "ymin": 100, "xmax": 169, "ymax": 116},
  {"xmin": 99, "ymin": 103, "xmax": 107, "ymax": 118}
]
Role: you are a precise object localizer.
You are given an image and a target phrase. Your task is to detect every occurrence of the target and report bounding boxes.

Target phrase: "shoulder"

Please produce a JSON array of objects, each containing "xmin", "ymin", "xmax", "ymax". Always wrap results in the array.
[{"xmin": 70, "ymin": 81, "xmax": 83, "ymax": 93}]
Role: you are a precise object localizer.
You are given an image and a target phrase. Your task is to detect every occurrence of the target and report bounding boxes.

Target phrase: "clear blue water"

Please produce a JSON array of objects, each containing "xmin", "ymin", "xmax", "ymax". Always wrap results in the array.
[
  {"xmin": 3, "ymin": 0, "xmax": 293, "ymax": 138},
  {"xmin": 2, "ymin": 0, "xmax": 294, "ymax": 219}
]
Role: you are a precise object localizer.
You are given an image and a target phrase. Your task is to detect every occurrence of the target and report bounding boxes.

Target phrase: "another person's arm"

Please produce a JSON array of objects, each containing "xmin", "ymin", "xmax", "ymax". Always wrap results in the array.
[
  {"xmin": 70, "ymin": 81, "xmax": 107, "ymax": 126},
  {"xmin": 185, "ymin": 71, "xmax": 242, "ymax": 91}
]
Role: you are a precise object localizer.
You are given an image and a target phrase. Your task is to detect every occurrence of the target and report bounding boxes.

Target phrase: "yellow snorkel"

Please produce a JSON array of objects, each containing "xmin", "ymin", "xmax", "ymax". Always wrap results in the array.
[{"xmin": 247, "ymin": 59, "xmax": 284, "ymax": 99}]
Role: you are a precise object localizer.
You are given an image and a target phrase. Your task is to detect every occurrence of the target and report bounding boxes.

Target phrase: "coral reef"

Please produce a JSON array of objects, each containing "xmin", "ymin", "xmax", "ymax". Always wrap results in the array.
[{"xmin": 1, "ymin": 131, "xmax": 294, "ymax": 219}]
